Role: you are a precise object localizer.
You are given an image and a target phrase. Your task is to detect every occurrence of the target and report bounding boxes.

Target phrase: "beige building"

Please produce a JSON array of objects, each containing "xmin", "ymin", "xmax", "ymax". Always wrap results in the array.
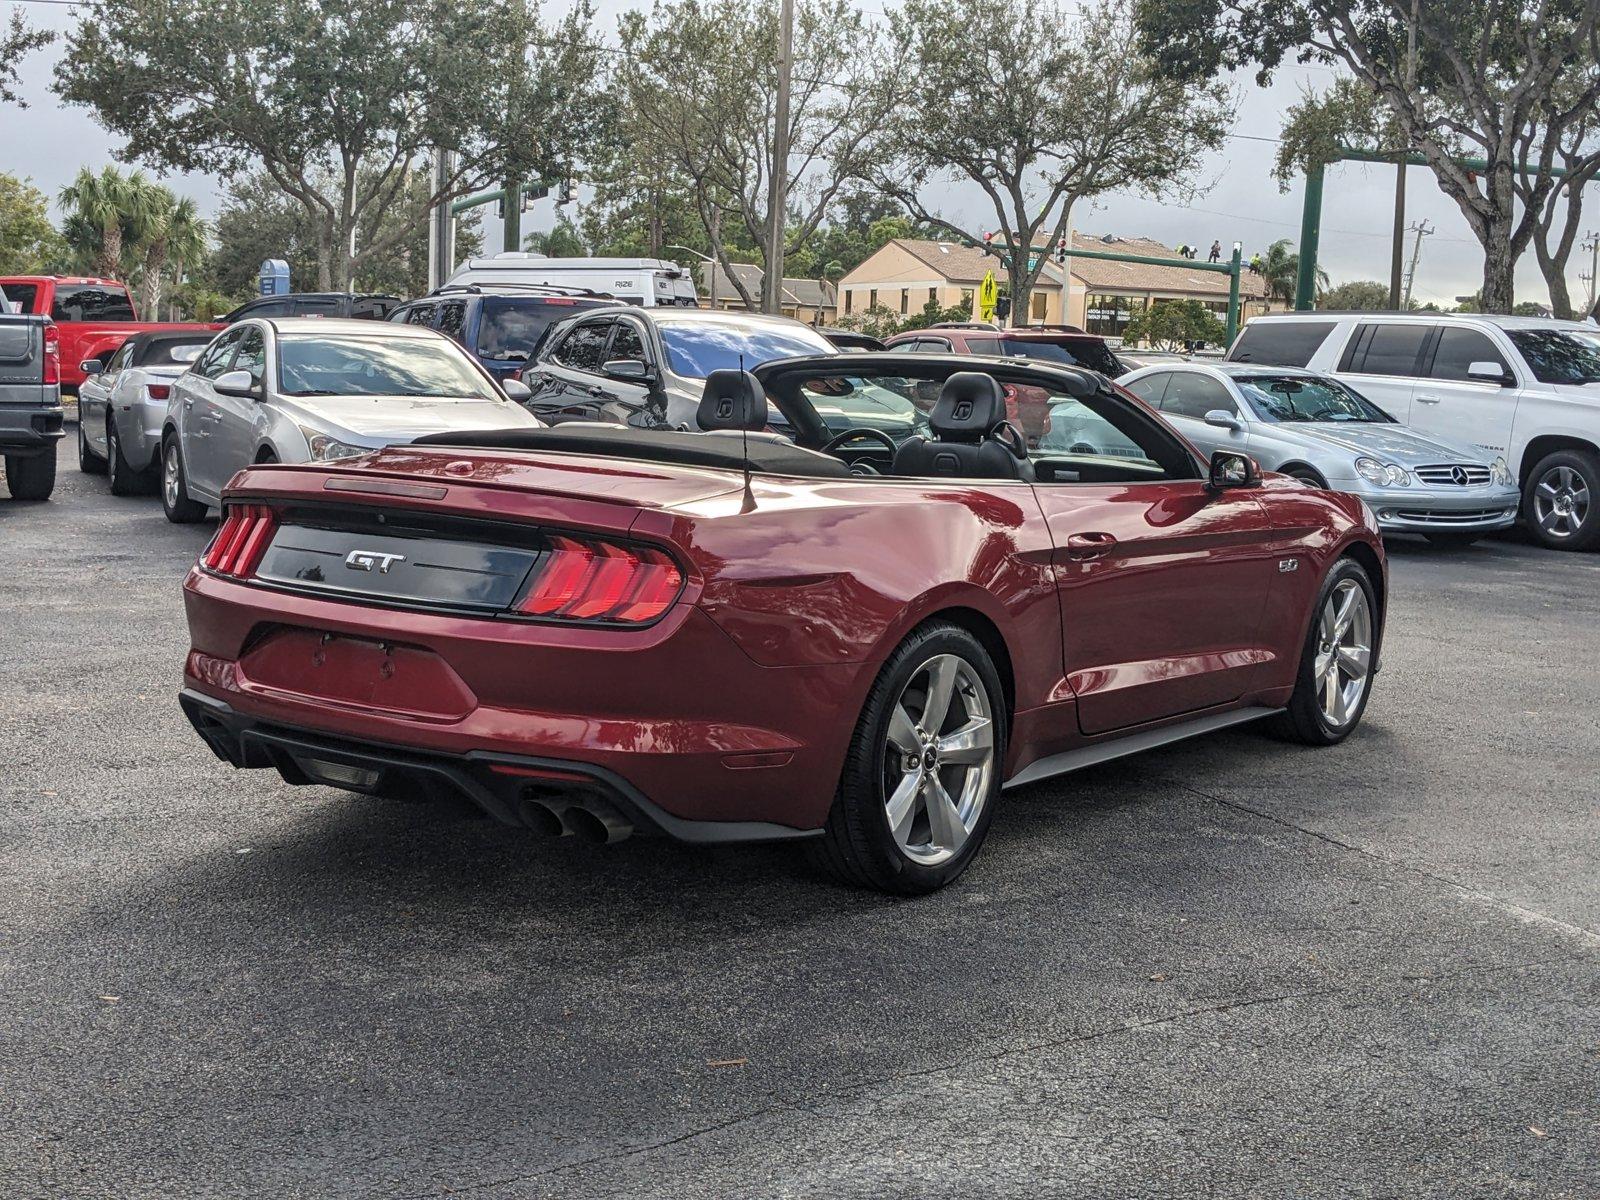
[
  {"xmin": 838, "ymin": 234, "xmax": 1276, "ymax": 337},
  {"xmin": 699, "ymin": 262, "xmax": 838, "ymax": 327}
]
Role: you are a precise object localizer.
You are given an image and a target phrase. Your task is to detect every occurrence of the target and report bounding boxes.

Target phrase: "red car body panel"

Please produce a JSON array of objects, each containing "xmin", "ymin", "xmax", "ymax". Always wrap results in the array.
[
  {"xmin": 0, "ymin": 276, "xmax": 223, "ymax": 392},
  {"xmin": 180, "ymin": 442, "xmax": 1385, "ymax": 836}
]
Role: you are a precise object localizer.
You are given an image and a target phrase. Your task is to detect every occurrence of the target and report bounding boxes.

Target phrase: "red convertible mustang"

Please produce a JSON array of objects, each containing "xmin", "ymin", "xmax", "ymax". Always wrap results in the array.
[{"xmin": 180, "ymin": 352, "xmax": 1386, "ymax": 893}]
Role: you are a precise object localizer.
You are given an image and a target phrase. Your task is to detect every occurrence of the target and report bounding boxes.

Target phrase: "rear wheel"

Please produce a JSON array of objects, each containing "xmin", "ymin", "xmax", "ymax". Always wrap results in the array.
[
  {"xmin": 4, "ymin": 451, "xmax": 56, "ymax": 501},
  {"xmin": 1269, "ymin": 557, "xmax": 1377, "ymax": 746},
  {"xmin": 1523, "ymin": 449, "xmax": 1599, "ymax": 551},
  {"xmin": 78, "ymin": 415, "xmax": 106, "ymax": 475},
  {"xmin": 107, "ymin": 414, "xmax": 150, "ymax": 496},
  {"xmin": 810, "ymin": 622, "xmax": 1005, "ymax": 894},
  {"xmin": 161, "ymin": 435, "xmax": 206, "ymax": 523}
]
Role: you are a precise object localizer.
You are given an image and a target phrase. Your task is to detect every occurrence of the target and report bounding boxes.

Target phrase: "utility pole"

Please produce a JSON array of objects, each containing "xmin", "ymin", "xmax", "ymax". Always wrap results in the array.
[
  {"xmin": 1582, "ymin": 230, "xmax": 1600, "ymax": 315},
  {"xmin": 1390, "ymin": 0, "xmax": 1418, "ymax": 309},
  {"xmin": 763, "ymin": 0, "xmax": 794, "ymax": 315},
  {"xmin": 1401, "ymin": 219, "xmax": 1433, "ymax": 309}
]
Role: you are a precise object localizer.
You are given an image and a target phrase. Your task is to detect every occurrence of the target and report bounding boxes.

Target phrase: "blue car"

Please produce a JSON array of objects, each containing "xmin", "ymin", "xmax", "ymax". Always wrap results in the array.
[{"xmin": 389, "ymin": 285, "xmax": 614, "ymax": 382}]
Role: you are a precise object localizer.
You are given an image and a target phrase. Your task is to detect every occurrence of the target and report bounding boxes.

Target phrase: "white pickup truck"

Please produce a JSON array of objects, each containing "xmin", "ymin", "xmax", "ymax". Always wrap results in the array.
[{"xmin": 1227, "ymin": 312, "xmax": 1600, "ymax": 550}]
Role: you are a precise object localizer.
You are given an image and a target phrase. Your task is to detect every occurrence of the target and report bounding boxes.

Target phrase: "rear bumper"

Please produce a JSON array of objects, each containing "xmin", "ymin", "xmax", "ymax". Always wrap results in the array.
[
  {"xmin": 181, "ymin": 569, "xmax": 868, "ymax": 835},
  {"xmin": 181, "ymin": 689, "xmax": 819, "ymax": 844},
  {"xmin": 0, "ymin": 403, "xmax": 64, "ymax": 455}
]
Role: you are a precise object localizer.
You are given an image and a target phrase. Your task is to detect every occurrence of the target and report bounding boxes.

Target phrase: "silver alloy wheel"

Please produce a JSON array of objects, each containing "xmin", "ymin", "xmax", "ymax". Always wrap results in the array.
[
  {"xmin": 882, "ymin": 652, "xmax": 995, "ymax": 866},
  {"xmin": 1315, "ymin": 579, "xmax": 1372, "ymax": 728},
  {"xmin": 163, "ymin": 441, "xmax": 181, "ymax": 508},
  {"xmin": 107, "ymin": 418, "xmax": 120, "ymax": 485},
  {"xmin": 1533, "ymin": 464, "xmax": 1591, "ymax": 540}
]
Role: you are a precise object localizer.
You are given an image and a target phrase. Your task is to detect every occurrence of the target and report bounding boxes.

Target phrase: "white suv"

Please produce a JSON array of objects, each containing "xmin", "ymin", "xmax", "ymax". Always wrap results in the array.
[{"xmin": 1227, "ymin": 313, "xmax": 1600, "ymax": 550}]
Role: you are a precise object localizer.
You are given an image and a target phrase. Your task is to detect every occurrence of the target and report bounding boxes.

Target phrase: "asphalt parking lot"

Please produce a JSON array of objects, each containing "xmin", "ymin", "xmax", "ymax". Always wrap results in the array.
[{"xmin": 3, "ymin": 436, "xmax": 1598, "ymax": 1199}]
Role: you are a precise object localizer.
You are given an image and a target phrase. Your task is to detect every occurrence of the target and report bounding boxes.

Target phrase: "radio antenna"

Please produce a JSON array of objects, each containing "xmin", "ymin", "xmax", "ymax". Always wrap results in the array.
[{"xmin": 738, "ymin": 352, "xmax": 755, "ymax": 513}]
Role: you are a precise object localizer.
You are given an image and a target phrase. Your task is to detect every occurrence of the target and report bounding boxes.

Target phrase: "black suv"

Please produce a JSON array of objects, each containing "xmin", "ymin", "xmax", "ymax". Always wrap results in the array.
[
  {"xmin": 388, "ymin": 284, "xmax": 614, "ymax": 382},
  {"xmin": 223, "ymin": 292, "xmax": 403, "ymax": 323}
]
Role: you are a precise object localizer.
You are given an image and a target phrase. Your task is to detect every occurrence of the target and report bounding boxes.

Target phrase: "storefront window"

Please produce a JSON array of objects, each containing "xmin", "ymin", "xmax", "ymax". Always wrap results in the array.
[{"xmin": 1084, "ymin": 294, "xmax": 1146, "ymax": 337}]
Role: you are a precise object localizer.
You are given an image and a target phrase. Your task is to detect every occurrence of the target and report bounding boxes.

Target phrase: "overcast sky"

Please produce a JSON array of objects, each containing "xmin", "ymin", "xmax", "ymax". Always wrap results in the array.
[{"xmin": 4, "ymin": 0, "xmax": 1591, "ymax": 310}]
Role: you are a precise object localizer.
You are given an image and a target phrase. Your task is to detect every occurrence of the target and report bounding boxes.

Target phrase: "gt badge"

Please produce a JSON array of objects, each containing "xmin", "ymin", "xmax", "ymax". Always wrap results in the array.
[
  {"xmin": 1278, "ymin": 558, "xmax": 1299, "ymax": 573},
  {"xmin": 345, "ymin": 550, "xmax": 407, "ymax": 574}
]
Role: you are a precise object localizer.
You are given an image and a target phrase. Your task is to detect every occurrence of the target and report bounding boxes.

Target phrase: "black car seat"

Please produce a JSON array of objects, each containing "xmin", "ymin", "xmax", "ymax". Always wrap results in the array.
[
  {"xmin": 892, "ymin": 371, "xmax": 1033, "ymax": 481},
  {"xmin": 698, "ymin": 369, "xmax": 789, "ymax": 443}
]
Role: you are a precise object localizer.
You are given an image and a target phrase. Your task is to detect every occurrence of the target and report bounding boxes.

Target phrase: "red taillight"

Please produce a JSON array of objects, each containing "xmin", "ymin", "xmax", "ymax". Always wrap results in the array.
[
  {"xmin": 42, "ymin": 322, "xmax": 59, "ymax": 386},
  {"xmin": 517, "ymin": 534, "xmax": 684, "ymax": 624},
  {"xmin": 201, "ymin": 504, "xmax": 277, "ymax": 578},
  {"xmin": 146, "ymin": 383, "xmax": 170, "ymax": 401}
]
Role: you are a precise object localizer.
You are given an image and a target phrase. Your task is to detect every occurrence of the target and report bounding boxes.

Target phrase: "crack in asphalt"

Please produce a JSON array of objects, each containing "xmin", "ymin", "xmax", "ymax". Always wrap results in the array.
[{"xmin": 1179, "ymin": 783, "xmax": 1600, "ymax": 948}]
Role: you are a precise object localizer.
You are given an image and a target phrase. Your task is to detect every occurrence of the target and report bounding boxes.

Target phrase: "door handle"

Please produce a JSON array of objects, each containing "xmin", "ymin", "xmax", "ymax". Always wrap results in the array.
[
  {"xmin": 1066, "ymin": 531, "xmax": 1118, "ymax": 559},
  {"xmin": 1415, "ymin": 395, "xmax": 1441, "ymax": 405},
  {"xmin": 587, "ymin": 385, "xmax": 612, "ymax": 398}
]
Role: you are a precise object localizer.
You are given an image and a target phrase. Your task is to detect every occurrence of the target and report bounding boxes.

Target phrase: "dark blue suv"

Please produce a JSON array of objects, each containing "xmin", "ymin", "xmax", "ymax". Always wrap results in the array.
[{"xmin": 388, "ymin": 285, "xmax": 613, "ymax": 382}]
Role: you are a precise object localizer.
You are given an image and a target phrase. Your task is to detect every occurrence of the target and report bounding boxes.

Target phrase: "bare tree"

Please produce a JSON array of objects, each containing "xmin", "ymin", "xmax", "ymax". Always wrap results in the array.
[
  {"xmin": 618, "ymin": 0, "xmax": 896, "ymax": 312},
  {"xmin": 859, "ymin": 0, "xmax": 1234, "ymax": 327}
]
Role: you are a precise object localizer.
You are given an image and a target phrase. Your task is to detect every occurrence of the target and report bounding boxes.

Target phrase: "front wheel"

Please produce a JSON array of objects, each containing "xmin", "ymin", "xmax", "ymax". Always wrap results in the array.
[
  {"xmin": 78, "ymin": 415, "xmax": 107, "ymax": 475},
  {"xmin": 161, "ymin": 435, "xmax": 207, "ymax": 523},
  {"xmin": 1269, "ymin": 557, "xmax": 1377, "ymax": 746},
  {"xmin": 810, "ymin": 622, "xmax": 1005, "ymax": 894},
  {"xmin": 1523, "ymin": 449, "xmax": 1599, "ymax": 551}
]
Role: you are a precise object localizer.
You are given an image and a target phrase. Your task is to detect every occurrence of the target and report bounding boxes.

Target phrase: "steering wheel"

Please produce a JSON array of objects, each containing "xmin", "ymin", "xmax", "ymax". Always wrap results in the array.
[
  {"xmin": 822, "ymin": 427, "xmax": 898, "ymax": 457},
  {"xmin": 988, "ymin": 420, "xmax": 1029, "ymax": 461}
]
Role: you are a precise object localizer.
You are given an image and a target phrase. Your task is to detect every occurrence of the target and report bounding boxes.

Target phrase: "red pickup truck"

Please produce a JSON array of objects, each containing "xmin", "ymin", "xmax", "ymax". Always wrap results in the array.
[{"xmin": 0, "ymin": 276, "xmax": 222, "ymax": 393}]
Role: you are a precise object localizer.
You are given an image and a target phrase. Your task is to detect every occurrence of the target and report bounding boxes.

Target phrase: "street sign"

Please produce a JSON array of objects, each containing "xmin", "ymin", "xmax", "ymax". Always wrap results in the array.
[{"xmin": 978, "ymin": 270, "xmax": 998, "ymax": 322}]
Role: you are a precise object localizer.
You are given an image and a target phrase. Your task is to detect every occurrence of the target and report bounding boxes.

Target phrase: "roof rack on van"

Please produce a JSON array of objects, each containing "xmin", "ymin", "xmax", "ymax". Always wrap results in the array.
[{"xmin": 427, "ymin": 281, "xmax": 613, "ymax": 300}]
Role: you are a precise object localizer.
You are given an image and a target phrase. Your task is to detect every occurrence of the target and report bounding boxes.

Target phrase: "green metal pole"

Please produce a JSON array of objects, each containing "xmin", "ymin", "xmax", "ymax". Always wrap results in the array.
[
  {"xmin": 1225, "ymin": 242, "xmax": 1242, "ymax": 344},
  {"xmin": 1295, "ymin": 161, "xmax": 1325, "ymax": 311},
  {"xmin": 502, "ymin": 181, "xmax": 522, "ymax": 253}
]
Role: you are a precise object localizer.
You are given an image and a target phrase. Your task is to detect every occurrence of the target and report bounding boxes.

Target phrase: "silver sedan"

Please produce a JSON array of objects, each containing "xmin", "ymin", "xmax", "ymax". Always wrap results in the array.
[
  {"xmin": 160, "ymin": 318, "xmax": 540, "ymax": 523},
  {"xmin": 1120, "ymin": 363, "xmax": 1521, "ymax": 545}
]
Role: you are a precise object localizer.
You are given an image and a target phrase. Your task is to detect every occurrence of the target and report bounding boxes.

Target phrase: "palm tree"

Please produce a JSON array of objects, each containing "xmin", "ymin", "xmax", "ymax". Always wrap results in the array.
[
  {"xmin": 58, "ymin": 166, "xmax": 162, "ymax": 280},
  {"xmin": 523, "ymin": 219, "xmax": 587, "ymax": 257},
  {"xmin": 136, "ymin": 191, "xmax": 207, "ymax": 318},
  {"xmin": 1257, "ymin": 237, "xmax": 1329, "ymax": 305}
]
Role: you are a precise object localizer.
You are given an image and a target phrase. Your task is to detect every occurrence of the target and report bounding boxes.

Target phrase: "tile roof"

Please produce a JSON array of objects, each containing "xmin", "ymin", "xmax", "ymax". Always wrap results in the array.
[
  {"xmin": 701, "ymin": 262, "xmax": 838, "ymax": 308},
  {"xmin": 877, "ymin": 236, "xmax": 1267, "ymax": 299}
]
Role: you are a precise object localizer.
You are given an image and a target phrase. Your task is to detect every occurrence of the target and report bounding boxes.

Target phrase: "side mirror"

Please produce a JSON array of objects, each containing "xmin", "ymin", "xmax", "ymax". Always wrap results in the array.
[
  {"xmin": 602, "ymin": 358, "xmax": 655, "ymax": 382},
  {"xmin": 214, "ymin": 369, "xmax": 260, "ymax": 399},
  {"xmin": 1467, "ymin": 361, "xmax": 1513, "ymax": 386},
  {"xmin": 501, "ymin": 378, "xmax": 532, "ymax": 402},
  {"xmin": 1203, "ymin": 408, "xmax": 1243, "ymax": 431},
  {"xmin": 1208, "ymin": 450, "xmax": 1260, "ymax": 490},
  {"xmin": 80, "ymin": 359, "xmax": 104, "ymax": 376}
]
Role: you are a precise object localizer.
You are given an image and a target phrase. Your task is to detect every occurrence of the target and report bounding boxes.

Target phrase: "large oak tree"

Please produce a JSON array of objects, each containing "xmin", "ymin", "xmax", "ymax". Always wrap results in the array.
[{"xmin": 58, "ymin": 0, "xmax": 606, "ymax": 289}]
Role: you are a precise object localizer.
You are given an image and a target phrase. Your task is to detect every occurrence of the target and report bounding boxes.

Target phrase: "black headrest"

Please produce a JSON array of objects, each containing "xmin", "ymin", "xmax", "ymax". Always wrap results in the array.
[
  {"xmin": 930, "ymin": 372, "xmax": 1004, "ymax": 442},
  {"xmin": 698, "ymin": 369, "xmax": 767, "ymax": 432}
]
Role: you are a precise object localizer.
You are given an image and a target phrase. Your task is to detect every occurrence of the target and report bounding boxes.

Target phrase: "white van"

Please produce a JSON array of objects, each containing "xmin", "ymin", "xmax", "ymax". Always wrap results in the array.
[
  {"xmin": 1227, "ymin": 312, "xmax": 1600, "ymax": 550},
  {"xmin": 447, "ymin": 254, "xmax": 700, "ymax": 308}
]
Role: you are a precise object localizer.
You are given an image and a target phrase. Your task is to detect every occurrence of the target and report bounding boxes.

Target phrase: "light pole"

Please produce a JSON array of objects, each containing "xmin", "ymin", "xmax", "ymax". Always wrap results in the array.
[{"xmin": 665, "ymin": 245, "xmax": 718, "ymax": 310}]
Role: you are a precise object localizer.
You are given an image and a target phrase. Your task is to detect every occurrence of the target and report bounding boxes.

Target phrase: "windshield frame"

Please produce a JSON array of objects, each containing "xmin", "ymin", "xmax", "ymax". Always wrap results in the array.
[
  {"xmin": 1234, "ymin": 373, "xmax": 1396, "ymax": 424},
  {"xmin": 274, "ymin": 331, "xmax": 502, "ymax": 401}
]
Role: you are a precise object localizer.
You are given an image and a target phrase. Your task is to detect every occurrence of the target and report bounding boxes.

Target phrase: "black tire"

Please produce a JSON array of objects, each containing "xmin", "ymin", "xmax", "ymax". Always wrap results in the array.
[
  {"xmin": 1522, "ymin": 448, "xmax": 1600, "ymax": 551},
  {"xmin": 78, "ymin": 414, "xmax": 107, "ymax": 475},
  {"xmin": 4, "ymin": 451, "xmax": 56, "ymax": 501},
  {"xmin": 1423, "ymin": 531, "xmax": 1481, "ymax": 548},
  {"xmin": 1268, "ymin": 556, "xmax": 1378, "ymax": 746},
  {"xmin": 808, "ymin": 621, "xmax": 1006, "ymax": 895},
  {"xmin": 1287, "ymin": 467, "xmax": 1327, "ymax": 488},
  {"xmin": 107, "ymin": 414, "xmax": 151, "ymax": 497},
  {"xmin": 160, "ymin": 435, "xmax": 207, "ymax": 523}
]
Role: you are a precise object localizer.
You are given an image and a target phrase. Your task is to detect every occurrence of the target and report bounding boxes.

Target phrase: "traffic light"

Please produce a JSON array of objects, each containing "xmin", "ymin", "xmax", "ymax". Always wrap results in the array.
[
  {"xmin": 1054, "ymin": 237, "xmax": 1067, "ymax": 265},
  {"xmin": 523, "ymin": 184, "xmax": 549, "ymax": 210},
  {"xmin": 558, "ymin": 178, "xmax": 578, "ymax": 205},
  {"xmin": 982, "ymin": 230, "xmax": 994, "ymax": 255}
]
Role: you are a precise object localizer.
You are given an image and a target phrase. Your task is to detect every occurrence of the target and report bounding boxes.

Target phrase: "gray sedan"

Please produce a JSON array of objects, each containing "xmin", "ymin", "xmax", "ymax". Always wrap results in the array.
[
  {"xmin": 161, "ymin": 318, "xmax": 540, "ymax": 523},
  {"xmin": 77, "ymin": 330, "xmax": 213, "ymax": 495},
  {"xmin": 1120, "ymin": 363, "xmax": 1521, "ymax": 545}
]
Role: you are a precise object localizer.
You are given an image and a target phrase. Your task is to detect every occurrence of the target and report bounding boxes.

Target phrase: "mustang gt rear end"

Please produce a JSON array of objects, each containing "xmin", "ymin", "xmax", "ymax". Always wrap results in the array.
[{"xmin": 181, "ymin": 357, "xmax": 1387, "ymax": 893}]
